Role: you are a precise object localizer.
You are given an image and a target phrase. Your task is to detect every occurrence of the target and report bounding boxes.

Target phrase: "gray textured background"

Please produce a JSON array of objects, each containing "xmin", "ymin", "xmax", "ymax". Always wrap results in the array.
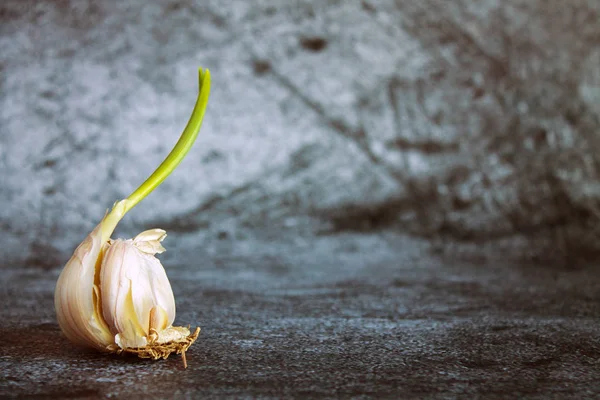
[{"xmin": 2, "ymin": 1, "xmax": 600, "ymax": 398}]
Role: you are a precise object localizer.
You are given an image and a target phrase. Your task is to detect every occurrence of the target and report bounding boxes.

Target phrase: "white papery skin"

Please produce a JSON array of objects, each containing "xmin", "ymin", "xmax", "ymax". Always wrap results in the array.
[{"xmin": 54, "ymin": 219, "xmax": 178, "ymax": 352}]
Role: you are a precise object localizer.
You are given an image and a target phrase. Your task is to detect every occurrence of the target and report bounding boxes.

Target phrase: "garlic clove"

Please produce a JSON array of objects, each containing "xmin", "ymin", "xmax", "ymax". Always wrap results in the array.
[
  {"xmin": 54, "ymin": 220, "xmax": 114, "ymax": 351},
  {"xmin": 100, "ymin": 234, "xmax": 176, "ymax": 350}
]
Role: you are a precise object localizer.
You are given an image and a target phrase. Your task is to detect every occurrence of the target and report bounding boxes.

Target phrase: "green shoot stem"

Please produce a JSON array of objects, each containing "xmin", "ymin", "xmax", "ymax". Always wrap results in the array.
[{"xmin": 100, "ymin": 68, "xmax": 211, "ymax": 242}]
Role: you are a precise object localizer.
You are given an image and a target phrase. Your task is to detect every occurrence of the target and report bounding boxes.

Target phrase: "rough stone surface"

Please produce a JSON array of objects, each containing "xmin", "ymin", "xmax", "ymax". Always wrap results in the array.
[
  {"xmin": 3, "ymin": 231, "xmax": 600, "ymax": 398},
  {"xmin": 2, "ymin": 0, "xmax": 600, "ymax": 398},
  {"xmin": 2, "ymin": 0, "xmax": 600, "ymax": 265}
]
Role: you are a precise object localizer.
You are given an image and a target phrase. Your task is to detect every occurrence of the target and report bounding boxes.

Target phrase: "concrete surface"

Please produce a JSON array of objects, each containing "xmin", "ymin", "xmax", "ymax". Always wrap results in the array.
[
  {"xmin": 2, "ymin": 231, "xmax": 600, "ymax": 398},
  {"xmin": 3, "ymin": 0, "xmax": 600, "ymax": 265},
  {"xmin": 2, "ymin": 1, "xmax": 600, "ymax": 398}
]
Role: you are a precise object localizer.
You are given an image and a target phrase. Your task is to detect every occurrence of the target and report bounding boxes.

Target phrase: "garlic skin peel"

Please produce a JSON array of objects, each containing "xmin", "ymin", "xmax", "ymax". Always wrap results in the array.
[{"xmin": 54, "ymin": 68, "xmax": 210, "ymax": 365}]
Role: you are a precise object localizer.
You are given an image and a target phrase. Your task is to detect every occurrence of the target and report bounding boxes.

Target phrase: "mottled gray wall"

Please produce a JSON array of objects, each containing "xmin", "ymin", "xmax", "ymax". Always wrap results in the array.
[{"xmin": 1, "ymin": 0, "xmax": 599, "ymax": 268}]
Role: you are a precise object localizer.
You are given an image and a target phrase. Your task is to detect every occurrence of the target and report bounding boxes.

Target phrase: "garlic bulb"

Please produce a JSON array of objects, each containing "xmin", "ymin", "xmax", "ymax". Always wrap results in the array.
[
  {"xmin": 54, "ymin": 68, "xmax": 210, "ymax": 366},
  {"xmin": 54, "ymin": 208, "xmax": 199, "ymax": 361}
]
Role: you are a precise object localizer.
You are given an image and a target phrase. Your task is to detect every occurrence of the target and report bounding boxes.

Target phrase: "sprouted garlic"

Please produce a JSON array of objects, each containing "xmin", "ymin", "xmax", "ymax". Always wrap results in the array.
[{"xmin": 54, "ymin": 68, "xmax": 211, "ymax": 367}]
